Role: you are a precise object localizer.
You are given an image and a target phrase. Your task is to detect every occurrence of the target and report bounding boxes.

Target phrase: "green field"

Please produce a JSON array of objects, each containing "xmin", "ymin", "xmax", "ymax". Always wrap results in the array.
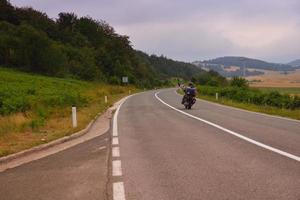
[
  {"xmin": 198, "ymin": 95, "xmax": 300, "ymax": 120},
  {"xmin": 256, "ymin": 87, "xmax": 300, "ymax": 96},
  {"xmin": 0, "ymin": 67, "xmax": 136, "ymax": 156}
]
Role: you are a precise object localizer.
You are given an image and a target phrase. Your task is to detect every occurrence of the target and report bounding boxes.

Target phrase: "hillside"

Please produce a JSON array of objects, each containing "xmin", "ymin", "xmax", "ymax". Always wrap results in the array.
[
  {"xmin": 287, "ymin": 59, "xmax": 300, "ymax": 67},
  {"xmin": 0, "ymin": 67, "xmax": 137, "ymax": 156},
  {"xmin": 200, "ymin": 56, "xmax": 294, "ymax": 71},
  {"xmin": 0, "ymin": 0, "xmax": 208, "ymax": 87}
]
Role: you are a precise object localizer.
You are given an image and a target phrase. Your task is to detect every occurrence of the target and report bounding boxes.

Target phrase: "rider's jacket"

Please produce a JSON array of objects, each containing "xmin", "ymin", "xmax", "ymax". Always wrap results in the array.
[{"xmin": 185, "ymin": 87, "xmax": 196, "ymax": 96}]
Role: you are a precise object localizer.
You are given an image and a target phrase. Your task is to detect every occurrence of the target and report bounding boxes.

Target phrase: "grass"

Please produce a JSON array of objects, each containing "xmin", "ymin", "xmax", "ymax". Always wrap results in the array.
[
  {"xmin": 0, "ymin": 67, "xmax": 138, "ymax": 157},
  {"xmin": 198, "ymin": 94, "xmax": 300, "ymax": 120},
  {"xmin": 177, "ymin": 88, "xmax": 300, "ymax": 120},
  {"xmin": 256, "ymin": 87, "xmax": 300, "ymax": 96}
]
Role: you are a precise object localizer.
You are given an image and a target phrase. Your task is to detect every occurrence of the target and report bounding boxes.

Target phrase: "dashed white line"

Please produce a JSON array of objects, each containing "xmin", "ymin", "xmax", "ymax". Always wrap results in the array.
[
  {"xmin": 112, "ymin": 94, "xmax": 138, "ymax": 200},
  {"xmin": 112, "ymin": 147, "xmax": 120, "ymax": 157},
  {"xmin": 112, "ymin": 137, "xmax": 119, "ymax": 145},
  {"xmin": 112, "ymin": 160, "xmax": 123, "ymax": 176},
  {"xmin": 113, "ymin": 182, "xmax": 126, "ymax": 200},
  {"xmin": 155, "ymin": 91, "xmax": 300, "ymax": 162}
]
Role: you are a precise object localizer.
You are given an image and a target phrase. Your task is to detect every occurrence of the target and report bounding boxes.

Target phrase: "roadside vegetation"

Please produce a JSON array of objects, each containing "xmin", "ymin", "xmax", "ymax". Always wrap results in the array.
[
  {"xmin": 0, "ymin": 1, "xmax": 225, "ymax": 156},
  {"xmin": 257, "ymin": 87, "xmax": 300, "ymax": 96},
  {"xmin": 191, "ymin": 75, "xmax": 300, "ymax": 120},
  {"xmin": 0, "ymin": 68, "xmax": 138, "ymax": 156},
  {"xmin": 0, "ymin": 0, "xmax": 211, "ymax": 88}
]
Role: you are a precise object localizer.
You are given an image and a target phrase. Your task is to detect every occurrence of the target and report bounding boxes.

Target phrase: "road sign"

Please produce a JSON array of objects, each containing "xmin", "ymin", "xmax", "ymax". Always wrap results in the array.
[{"xmin": 122, "ymin": 76, "xmax": 128, "ymax": 83}]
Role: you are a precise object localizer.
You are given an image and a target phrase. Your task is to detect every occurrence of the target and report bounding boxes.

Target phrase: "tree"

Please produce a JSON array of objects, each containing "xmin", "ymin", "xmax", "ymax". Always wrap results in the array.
[{"xmin": 230, "ymin": 77, "xmax": 248, "ymax": 88}]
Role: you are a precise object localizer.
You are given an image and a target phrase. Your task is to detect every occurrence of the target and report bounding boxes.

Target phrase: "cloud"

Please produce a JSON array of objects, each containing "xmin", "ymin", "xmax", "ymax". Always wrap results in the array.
[{"xmin": 10, "ymin": 0, "xmax": 300, "ymax": 62}]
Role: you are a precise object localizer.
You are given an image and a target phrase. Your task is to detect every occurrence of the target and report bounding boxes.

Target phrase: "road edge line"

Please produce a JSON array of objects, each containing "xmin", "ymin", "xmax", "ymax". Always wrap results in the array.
[
  {"xmin": 111, "ymin": 93, "xmax": 134, "ymax": 200},
  {"xmin": 156, "ymin": 91, "xmax": 300, "ymax": 162},
  {"xmin": 0, "ymin": 95, "xmax": 131, "ymax": 165},
  {"xmin": 174, "ymin": 89, "xmax": 300, "ymax": 123}
]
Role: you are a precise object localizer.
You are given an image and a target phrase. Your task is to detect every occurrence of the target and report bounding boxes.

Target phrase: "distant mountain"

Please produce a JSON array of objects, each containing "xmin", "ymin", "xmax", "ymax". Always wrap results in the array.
[
  {"xmin": 200, "ymin": 56, "xmax": 294, "ymax": 71},
  {"xmin": 287, "ymin": 59, "xmax": 300, "ymax": 67}
]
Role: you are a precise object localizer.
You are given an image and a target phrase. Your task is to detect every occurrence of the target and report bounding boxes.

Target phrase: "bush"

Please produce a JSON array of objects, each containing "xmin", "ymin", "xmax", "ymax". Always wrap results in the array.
[
  {"xmin": 230, "ymin": 77, "xmax": 248, "ymax": 88},
  {"xmin": 198, "ymin": 85, "xmax": 300, "ymax": 110}
]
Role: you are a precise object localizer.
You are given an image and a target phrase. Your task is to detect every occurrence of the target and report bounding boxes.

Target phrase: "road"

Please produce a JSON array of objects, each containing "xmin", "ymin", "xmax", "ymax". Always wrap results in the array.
[
  {"xmin": 0, "ymin": 89, "xmax": 299, "ymax": 200},
  {"xmin": 112, "ymin": 89, "xmax": 300, "ymax": 200}
]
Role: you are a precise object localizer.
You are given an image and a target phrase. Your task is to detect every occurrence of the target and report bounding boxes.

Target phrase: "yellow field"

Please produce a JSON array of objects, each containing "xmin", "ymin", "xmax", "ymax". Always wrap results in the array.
[{"xmin": 246, "ymin": 69, "xmax": 300, "ymax": 88}]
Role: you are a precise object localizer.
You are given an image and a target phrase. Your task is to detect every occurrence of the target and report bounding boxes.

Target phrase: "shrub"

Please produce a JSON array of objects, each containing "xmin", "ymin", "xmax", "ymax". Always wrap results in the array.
[{"xmin": 198, "ymin": 85, "xmax": 300, "ymax": 110}]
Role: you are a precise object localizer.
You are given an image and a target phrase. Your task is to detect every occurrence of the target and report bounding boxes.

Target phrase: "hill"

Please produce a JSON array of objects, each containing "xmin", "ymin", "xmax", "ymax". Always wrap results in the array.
[
  {"xmin": 201, "ymin": 56, "xmax": 294, "ymax": 71},
  {"xmin": 0, "ymin": 67, "xmax": 137, "ymax": 156},
  {"xmin": 0, "ymin": 0, "xmax": 208, "ymax": 88},
  {"xmin": 287, "ymin": 59, "xmax": 300, "ymax": 67}
]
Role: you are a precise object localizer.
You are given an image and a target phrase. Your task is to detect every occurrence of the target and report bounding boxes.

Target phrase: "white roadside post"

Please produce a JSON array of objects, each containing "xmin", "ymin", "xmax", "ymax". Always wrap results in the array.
[
  {"xmin": 105, "ymin": 96, "xmax": 108, "ymax": 104},
  {"xmin": 216, "ymin": 93, "xmax": 219, "ymax": 101},
  {"xmin": 72, "ymin": 106, "xmax": 77, "ymax": 128}
]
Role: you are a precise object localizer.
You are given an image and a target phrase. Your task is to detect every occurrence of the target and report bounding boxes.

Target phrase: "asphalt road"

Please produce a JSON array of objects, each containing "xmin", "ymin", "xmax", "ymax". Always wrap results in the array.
[
  {"xmin": 0, "ymin": 133, "xmax": 110, "ymax": 200},
  {"xmin": 115, "ymin": 89, "xmax": 300, "ymax": 200},
  {"xmin": 0, "ymin": 89, "xmax": 299, "ymax": 200}
]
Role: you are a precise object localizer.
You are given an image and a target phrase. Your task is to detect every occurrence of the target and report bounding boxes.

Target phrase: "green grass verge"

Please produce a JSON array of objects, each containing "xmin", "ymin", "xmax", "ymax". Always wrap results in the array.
[
  {"xmin": 177, "ymin": 89, "xmax": 300, "ymax": 120},
  {"xmin": 198, "ymin": 95, "xmax": 300, "ymax": 120},
  {"xmin": 256, "ymin": 87, "xmax": 300, "ymax": 96},
  {"xmin": 0, "ymin": 67, "xmax": 138, "ymax": 157}
]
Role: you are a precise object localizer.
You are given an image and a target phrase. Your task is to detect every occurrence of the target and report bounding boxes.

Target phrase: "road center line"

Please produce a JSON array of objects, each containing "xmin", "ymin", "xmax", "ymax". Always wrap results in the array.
[
  {"xmin": 113, "ymin": 182, "xmax": 126, "ymax": 200},
  {"xmin": 112, "ymin": 160, "xmax": 123, "ymax": 176},
  {"xmin": 112, "ymin": 147, "xmax": 120, "ymax": 157},
  {"xmin": 112, "ymin": 94, "xmax": 135, "ymax": 200},
  {"xmin": 155, "ymin": 91, "xmax": 300, "ymax": 162},
  {"xmin": 112, "ymin": 137, "xmax": 119, "ymax": 145}
]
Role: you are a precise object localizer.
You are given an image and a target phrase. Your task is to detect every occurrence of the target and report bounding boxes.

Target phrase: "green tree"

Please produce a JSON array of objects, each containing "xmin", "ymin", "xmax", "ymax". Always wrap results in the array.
[{"xmin": 230, "ymin": 77, "xmax": 248, "ymax": 88}]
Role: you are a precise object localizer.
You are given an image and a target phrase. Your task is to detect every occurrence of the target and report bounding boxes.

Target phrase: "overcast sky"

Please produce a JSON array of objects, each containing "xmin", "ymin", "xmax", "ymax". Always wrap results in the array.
[{"xmin": 10, "ymin": 0, "xmax": 300, "ymax": 63}]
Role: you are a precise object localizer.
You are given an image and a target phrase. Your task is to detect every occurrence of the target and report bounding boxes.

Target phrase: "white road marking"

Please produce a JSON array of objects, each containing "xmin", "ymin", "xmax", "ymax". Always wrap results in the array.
[
  {"xmin": 112, "ymin": 137, "xmax": 119, "ymax": 145},
  {"xmin": 98, "ymin": 146, "xmax": 106, "ymax": 150},
  {"xmin": 113, "ymin": 96, "xmax": 131, "ymax": 137},
  {"xmin": 112, "ymin": 147, "xmax": 120, "ymax": 157},
  {"xmin": 113, "ymin": 111, "xmax": 119, "ymax": 137},
  {"xmin": 175, "ymin": 89, "xmax": 300, "ymax": 123},
  {"xmin": 155, "ymin": 91, "xmax": 300, "ymax": 162},
  {"xmin": 111, "ymin": 95, "xmax": 137, "ymax": 200},
  {"xmin": 112, "ymin": 160, "xmax": 123, "ymax": 176},
  {"xmin": 113, "ymin": 182, "xmax": 126, "ymax": 200}
]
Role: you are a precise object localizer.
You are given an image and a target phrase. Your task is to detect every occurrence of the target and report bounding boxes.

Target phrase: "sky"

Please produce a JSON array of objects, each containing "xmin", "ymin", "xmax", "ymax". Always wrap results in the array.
[{"xmin": 10, "ymin": 0, "xmax": 300, "ymax": 63}]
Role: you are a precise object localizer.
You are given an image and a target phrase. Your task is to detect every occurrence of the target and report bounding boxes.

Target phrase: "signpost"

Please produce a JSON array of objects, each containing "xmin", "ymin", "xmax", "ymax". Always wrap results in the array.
[{"xmin": 122, "ymin": 76, "xmax": 128, "ymax": 84}]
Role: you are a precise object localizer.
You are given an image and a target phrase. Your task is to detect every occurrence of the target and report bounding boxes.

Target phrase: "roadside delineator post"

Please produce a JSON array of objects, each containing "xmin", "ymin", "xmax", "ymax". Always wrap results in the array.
[
  {"xmin": 216, "ymin": 93, "xmax": 219, "ymax": 101},
  {"xmin": 72, "ymin": 106, "xmax": 77, "ymax": 128},
  {"xmin": 129, "ymin": 90, "xmax": 131, "ymax": 95},
  {"xmin": 105, "ymin": 96, "xmax": 108, "ymax": 104}
]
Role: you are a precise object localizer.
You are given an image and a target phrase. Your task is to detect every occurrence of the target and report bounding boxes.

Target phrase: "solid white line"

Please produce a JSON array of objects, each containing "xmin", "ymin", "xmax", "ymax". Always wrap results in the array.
[
  {"xmin": 112, "ymin": 160, "xmax": 123, "ymax": 176},
  {"xmin": 113, "ymin": 182, "xmax": 126, "ymax": 200},
  {"xmin": 113, "ymin": 94, "xmax": 137, "ymax": 137},
  {"xmin": 155, "ymin": 91, "xmax": 300, "ymax": 162},
  {"xmin": 112, "ymin": 137, "xmax": 119, "ymax": 145},
  {"xmin": 174, "ymin": 89, "xmax": 300, "ymax": 123},
  {"xmin": 112, "ymin": 147, "xmax": 120, "ymax": 157}
]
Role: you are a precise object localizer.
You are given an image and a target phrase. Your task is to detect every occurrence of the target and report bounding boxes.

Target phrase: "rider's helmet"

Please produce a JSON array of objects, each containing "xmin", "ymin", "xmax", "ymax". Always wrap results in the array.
[{"xmin": 188, "ymin": 82, "xmax": 194, "ymax": 88}]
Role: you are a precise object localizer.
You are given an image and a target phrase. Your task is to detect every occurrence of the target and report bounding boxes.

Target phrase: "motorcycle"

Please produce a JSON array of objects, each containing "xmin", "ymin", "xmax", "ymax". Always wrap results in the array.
[{"xmin": 182, "ymin": 94, "xmax": 196, "ymax": 109}]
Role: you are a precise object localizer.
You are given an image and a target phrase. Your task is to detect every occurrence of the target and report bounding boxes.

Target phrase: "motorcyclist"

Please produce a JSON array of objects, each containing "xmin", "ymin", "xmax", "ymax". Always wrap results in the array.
[{"xmin": 181, "ymin": 82, "xmax": 197, "ymax": 104}]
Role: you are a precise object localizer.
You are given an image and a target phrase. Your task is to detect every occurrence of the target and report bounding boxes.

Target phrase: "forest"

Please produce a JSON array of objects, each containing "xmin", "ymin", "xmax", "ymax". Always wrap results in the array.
[{"xmin": 0, "ymin": 0, "xmax": 215, "ymax": 87}]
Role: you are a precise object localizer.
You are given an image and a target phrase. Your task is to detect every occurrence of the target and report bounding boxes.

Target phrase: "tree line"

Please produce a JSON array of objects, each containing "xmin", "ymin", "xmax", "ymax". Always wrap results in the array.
[{"xmin": 0, "ymin": 0, "xmax": 217, "ymax": 87}]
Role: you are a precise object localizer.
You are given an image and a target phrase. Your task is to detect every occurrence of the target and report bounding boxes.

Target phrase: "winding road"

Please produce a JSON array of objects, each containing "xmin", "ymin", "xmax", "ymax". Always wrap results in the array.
[
  {"xmin": 0, "ymin": 89, "xmax": 299, "ymax": 200},
  {"xmin": 112, "ymin": 89, "xmax": 300, "ymax": 200}
]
